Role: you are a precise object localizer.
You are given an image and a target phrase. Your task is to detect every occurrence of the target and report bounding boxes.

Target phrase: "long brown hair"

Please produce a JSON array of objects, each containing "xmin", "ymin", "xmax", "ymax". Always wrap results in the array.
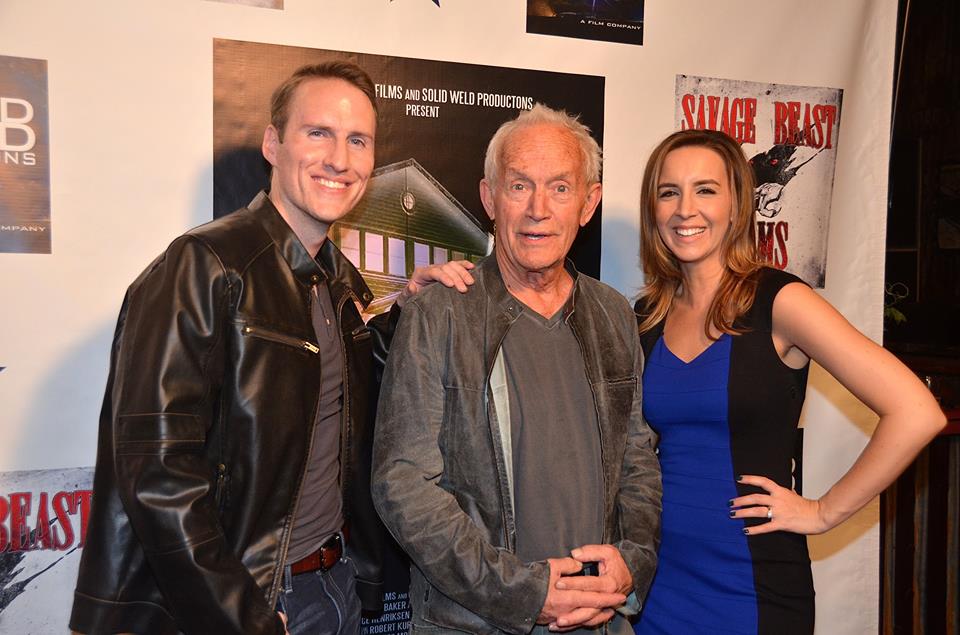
[{"xmin": 637, "ymin": 129, "xmax": 762, "ymax": 339}]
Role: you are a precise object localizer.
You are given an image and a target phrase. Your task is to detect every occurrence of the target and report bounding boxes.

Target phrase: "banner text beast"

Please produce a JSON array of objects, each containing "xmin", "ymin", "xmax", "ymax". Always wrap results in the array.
[{"xmin": 0, "ymin": 490, "xmax": 92, "ymax": 551}]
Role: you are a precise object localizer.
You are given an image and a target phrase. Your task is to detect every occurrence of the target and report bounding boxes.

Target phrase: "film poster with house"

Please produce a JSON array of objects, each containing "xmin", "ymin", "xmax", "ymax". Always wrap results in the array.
[
  {"xmin": 675, "ymin": 74, "xmax": 843, "ymax": 288},
  {"xmin": 213, "ymin": 40, "xmax": 605, "ymax": 320}
]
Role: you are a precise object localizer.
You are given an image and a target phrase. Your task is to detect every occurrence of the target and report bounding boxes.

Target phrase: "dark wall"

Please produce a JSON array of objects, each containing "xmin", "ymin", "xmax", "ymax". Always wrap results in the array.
[{"xmin": 884, "ymin": 0, "xmax": 960, "ymax": 356}]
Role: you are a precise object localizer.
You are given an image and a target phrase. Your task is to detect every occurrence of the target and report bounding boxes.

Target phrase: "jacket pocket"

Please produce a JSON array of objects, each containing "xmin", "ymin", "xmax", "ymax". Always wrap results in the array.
[
  {"xmin": 116, "ymin": 412, "xmax": 205, "ymax": 454},
  {"xmin": 412, "ymin": 573, "xmax": 497, "ymax": 634},
  {"xmin": 351, "ymin": 325, "xmax": 372, "ymax": 341},
  {"xmin": 239, "ymin": 323, "xmax": 320, "ymax": 354}
]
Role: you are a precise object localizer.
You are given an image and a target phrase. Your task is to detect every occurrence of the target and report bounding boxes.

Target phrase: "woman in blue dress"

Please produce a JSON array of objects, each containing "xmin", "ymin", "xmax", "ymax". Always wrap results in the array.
[{"xmin": 632, "ymin": 129, "xmax": 944, "ymax": 634}]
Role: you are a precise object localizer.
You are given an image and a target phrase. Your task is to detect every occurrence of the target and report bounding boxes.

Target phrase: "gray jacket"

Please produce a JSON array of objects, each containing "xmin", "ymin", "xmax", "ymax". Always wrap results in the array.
[{"xmin": 372, "ymin": 256, "xmax": 661, "ymax": 634}]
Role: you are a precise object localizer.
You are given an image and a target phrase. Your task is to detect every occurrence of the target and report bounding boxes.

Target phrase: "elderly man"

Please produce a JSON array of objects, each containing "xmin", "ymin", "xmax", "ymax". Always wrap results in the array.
[
  {"xmin": 372, "ymin": 105, "xmax": 661, "ymax": 633},
  {"xmin": 70, "ymin": 61, "xmax": 472, "ymax": 635}
]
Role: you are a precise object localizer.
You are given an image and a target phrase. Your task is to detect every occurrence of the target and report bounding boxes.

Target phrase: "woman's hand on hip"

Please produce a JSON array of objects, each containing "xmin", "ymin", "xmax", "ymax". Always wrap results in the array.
[{"xmin": 729, "ymin": 474, "xmax": 831, "ymax": 535}]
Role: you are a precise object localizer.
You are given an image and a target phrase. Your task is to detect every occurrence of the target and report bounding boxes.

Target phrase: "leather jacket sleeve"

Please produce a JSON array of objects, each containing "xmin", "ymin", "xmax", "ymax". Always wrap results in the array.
[
  {"xmin": 367, "ymin": 301, "xmax": 401, "ymax": 384},
  {"xmin": 613, "ymin": 341, "xmax": 662, "ymax": 605},
  {"xmin": 372, "ymin": 300, "xmax": 550, "ymax": 634},
  {"xmin": 110, "ymin": 236, "xmax": 284, "ymax": 635}
]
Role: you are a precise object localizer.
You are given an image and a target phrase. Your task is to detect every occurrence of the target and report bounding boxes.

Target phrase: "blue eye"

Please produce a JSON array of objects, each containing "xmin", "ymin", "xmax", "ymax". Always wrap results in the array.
[{"xmin": 349, "ymin": 137, "xmax": 367, "ymax": 148}]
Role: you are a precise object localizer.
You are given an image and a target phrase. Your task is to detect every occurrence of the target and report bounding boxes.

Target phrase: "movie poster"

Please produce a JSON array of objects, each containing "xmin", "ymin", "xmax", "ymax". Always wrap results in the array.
[
  {"xmin": 0, "ymin": 468, "xmax": 93, "ymax": 632},
  {"xmin": 214, "ymin": 39, "xmax": 604, "ymax": 631},
  {"xmin": 213, "ymin": 40, "xmax": 605, "ymax": 317},
  {"xmin": 526, "ymin": 0, "xmax": 644, "ymax": 46},
  {"xmin": 675, "ymin": 75, "xmax": 843, "ymax": 287},
  {"xmin": 0, "ymin": 55, "xmax": 51, "ymax": 254}
]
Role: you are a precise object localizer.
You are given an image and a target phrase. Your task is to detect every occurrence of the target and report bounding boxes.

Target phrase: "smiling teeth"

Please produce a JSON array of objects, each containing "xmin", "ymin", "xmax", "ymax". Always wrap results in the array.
[
  {"xmin": 676, "ymin": 227, "xmax": 705, "ymax": 237},
  {"xmin": 317, "ymin": 178, "xmax": 347, "ymax": 189}
]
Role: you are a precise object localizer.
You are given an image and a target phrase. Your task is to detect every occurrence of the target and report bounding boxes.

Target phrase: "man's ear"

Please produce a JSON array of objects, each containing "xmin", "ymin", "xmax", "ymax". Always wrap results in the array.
[
  {"xmin": 262, "ymin": 125, "xmax": 280, "ymax": 167},
  {"xmin": 479, "ymin": 179, "xmax": 497, "ymax": 223},
  {"xmin": 579, "ymin": 182, "xmax": 602, "ymax": 227}
]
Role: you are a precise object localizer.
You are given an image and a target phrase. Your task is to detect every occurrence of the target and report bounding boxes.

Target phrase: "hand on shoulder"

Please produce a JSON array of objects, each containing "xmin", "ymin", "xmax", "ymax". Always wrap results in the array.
[{"xmin": 396, "ymin": 260, "xmax": 475, "ymax": 308}]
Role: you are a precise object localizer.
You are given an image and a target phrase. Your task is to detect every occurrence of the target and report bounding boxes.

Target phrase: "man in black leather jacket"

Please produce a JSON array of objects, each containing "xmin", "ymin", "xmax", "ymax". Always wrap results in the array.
[{"xmin": 69, "ymin": 61, "xmax": 473, "ymax": 635}]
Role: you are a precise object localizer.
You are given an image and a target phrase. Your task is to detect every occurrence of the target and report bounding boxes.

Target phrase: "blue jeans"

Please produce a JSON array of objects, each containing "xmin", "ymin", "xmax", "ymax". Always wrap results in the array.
[{"xmin": 276, "ymin": 556, "xmax": 361, "ymax": 635}]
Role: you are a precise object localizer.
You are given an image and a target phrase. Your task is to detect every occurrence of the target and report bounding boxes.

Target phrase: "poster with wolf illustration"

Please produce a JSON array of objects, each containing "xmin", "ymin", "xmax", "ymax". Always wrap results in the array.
[{"xmin": 675, "ymin": 75, "xmax": 843, "ymax": 287}]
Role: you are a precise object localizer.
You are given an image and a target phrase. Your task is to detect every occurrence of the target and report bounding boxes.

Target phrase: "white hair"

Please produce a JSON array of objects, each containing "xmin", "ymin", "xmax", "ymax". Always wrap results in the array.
[{"xmin": 483, "ymin": 103, "xmax": 602, "ymax": 188}]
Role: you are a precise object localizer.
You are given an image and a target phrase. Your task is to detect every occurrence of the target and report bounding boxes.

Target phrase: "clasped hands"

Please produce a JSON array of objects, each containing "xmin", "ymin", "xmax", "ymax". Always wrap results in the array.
[{"xmin": 537, "ymin": 544, "xmax": 632, "ymax": 632}]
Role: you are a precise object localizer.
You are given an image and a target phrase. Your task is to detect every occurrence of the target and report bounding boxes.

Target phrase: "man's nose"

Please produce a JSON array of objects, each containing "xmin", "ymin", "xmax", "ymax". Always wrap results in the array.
[
  {"xmin": 324, "ymin": 138, "xmax": 349, "ymax": 173},
  {"xmin": 528, "ymin": 188, "xmax": 550, "ymax": 220}
]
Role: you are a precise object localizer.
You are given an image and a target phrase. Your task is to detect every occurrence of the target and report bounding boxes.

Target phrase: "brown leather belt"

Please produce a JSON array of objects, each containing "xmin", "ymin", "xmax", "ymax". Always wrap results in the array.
[{"xmin": 289, "ymin": 532, "xmax": 344, "ymax": 576}]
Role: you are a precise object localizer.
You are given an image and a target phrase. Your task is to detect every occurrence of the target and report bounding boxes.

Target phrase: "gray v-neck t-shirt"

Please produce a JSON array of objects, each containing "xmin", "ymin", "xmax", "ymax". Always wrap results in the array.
[{"xmin": 502, "ymin": 302, "xmax": 604, "ymax": 566}]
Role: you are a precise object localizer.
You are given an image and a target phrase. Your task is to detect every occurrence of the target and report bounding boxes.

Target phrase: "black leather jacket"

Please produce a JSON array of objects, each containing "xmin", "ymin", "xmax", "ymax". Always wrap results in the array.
[{"xmin": 70, "ymin": 192, "xmax": 392, "ymax": 635}]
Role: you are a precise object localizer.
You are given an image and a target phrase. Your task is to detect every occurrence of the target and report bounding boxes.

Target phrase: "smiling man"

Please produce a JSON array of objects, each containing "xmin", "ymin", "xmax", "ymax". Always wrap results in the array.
[
  {"xmin": 372, "ymin": 105, "xmax": 662, "ymax": 634},
  {"xmin": 70, "ymin": 62, "xmax": 473, "ymax": 635}
]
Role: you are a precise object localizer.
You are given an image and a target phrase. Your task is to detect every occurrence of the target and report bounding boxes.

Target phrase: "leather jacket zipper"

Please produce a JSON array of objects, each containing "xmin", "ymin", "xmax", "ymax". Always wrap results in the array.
[
  {"xmin": 336, "ymin": 290, "xmax": 358, "ymax": 515},
  {"xmin": 241, "ymin": 324, "xmax": 320, "ymax": 354},
  {"xmin": 214, "ymin": 463, "xmax": 228, "ymax": 513},
  {"xmin": 263, "ymin": 302, "xmax": 325, "ymax": 607}
]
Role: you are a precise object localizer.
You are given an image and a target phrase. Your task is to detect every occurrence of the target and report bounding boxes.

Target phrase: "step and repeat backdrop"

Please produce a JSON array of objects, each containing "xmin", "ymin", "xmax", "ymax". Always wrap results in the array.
[{"xmin": 0, "ymin": 1, "xmax": 895, "ymax": 632}]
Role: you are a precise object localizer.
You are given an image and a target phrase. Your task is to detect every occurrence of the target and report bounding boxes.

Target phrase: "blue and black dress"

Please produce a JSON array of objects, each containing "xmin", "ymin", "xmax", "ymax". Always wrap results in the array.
[{"xmin": 633, "ymin": 267, "xmax": 814, "ymax": 635}]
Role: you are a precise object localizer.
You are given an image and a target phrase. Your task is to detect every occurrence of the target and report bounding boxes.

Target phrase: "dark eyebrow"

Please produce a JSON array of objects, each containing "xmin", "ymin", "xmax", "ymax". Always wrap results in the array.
[{"xmin": 657, "ymin": 179, "xmax": 721, "ymax": 188}]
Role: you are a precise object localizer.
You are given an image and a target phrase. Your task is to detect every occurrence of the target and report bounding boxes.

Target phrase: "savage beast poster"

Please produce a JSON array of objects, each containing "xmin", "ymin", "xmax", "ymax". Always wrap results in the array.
[{"xmin": 675, "ymin": 74, "xmax": 843, "ymax": 287}]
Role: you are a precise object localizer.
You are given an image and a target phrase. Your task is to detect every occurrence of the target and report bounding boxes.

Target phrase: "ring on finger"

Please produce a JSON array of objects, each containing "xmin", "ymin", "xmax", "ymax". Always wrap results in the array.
[{"xmin": 766, "ymin": 506, "xmax": 774, "ymax": 520}]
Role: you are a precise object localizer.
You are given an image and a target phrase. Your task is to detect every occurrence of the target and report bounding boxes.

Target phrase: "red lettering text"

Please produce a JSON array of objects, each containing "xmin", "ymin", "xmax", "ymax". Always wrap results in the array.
[
  {"xmin": 757, "ymin": 221, "xmax": 789, "ymax": 269},
  {"xmin": 52, "ymin": 491, "xmax": 76, "ymax": 550},
  {"xmin": 10, "ymin": 492, "xmax": 31, "ymax": 551},
  {"xmin": 0, "ymin": 489, "xmax": 94, "ymax": 551},
  {"xmin": 680, "ymin": 93, "xmax": 757, "ymax": 144},
  {"xmin": 773, "ymin": 101, "xmax": 838, "ymax": 148}
]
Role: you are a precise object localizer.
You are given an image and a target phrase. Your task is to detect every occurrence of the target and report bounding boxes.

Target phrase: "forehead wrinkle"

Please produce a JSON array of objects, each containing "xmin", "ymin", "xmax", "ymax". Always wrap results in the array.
[{"xmin": 503, "ymin": 166, "xmax": 578, "ymax": 183}]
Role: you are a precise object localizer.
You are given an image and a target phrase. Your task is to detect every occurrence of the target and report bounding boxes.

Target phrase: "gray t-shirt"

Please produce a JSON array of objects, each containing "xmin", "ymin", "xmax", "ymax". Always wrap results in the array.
[
  {"xmin": 287, "ymin": 281, "xmax": 344, "ymax": 563},
  {"xmin": 503, "ymin": 301, "xmax": 604, "ymax": 566}
]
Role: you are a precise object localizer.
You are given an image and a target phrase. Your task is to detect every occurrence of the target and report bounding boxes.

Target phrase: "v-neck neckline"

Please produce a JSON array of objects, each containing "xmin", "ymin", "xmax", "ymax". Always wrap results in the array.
[{"xmin": 660, "ymin": 333, "xmax": 728, "ymax": 365}]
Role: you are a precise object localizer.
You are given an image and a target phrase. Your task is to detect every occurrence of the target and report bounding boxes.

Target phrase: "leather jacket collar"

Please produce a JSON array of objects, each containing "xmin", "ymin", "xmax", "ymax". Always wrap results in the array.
[{"xmin": 250, "ymin": 191, "xmax": 373, "ymax": 309}]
